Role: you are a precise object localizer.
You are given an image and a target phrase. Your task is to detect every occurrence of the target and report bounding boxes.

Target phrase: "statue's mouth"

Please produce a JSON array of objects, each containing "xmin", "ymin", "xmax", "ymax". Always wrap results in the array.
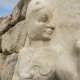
[
  {"xmin": 44, "ymin": 28, "xmax": 54, "ymax": 35},
  {"xmin": 44, "ymin": 26, "xmax": 55, "ymax": 35},
  {"xmin": 45, "ymin": 31, "xmax": 53, "ymax": 35}
]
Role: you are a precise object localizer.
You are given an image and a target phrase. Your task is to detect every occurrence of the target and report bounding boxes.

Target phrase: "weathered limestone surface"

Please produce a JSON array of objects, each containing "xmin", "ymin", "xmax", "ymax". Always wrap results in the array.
[
  {"xmin": 0, "ymin": 0, "xmax": 28, "ymax": 53},
  {"xmin": 0, "ymin": 18, "xmax": 3, "ymax": 23},
  {"xmin": 12, "ymin": 0, "xmax": 80, "ymax": 80},
  {"xmin": 0, "ymin": 37, "xmax": 2, "ymax": 52},
  {"xmin": 0, "ymin": 15, "xmax": 11, "ymax": 35},
  {"xmin": 0, "ymin": 0, "xmax": 28, "ymax": 78},
  {"xmin": 1, "ymin": 53, "xmax": 18, "ymax": 80},
  {"xmin": 0, "ymin": 0, "xmax": 80, "ymax": 80},
  {"xmin": 0, "ymin": 53, "xmax": 6, "ymax": 79},
  {"xmin": 1, "ymin": 20, "xmax": 27, "ymax": 54}
]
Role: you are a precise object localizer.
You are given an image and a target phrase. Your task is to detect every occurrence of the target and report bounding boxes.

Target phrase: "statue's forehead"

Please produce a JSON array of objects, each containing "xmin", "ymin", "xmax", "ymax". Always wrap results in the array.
[
  {"xmin": 28, "ymin": 0, "xmax": 49, "ymax": 7},
  {"xmin": 26, "ymin": 0, "xmax": 53, "ymax": 16}
]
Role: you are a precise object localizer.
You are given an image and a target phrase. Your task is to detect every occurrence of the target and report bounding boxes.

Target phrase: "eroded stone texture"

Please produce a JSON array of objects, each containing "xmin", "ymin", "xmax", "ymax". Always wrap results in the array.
[
  {"xmin": 0, "ymin": 0, "xmax": 29, "ymax": 36},
  {"xmin": 1, "ymin": 53, "xmax": 18, "ymax": 80},
  {"xmin": 0, "ymin": 0, "xmax": 31, "ymax": 54},
  {"xmin": 0, "ymin": 15, "xmax": 12, "ymax": 35},
  {"xmin": 1, "ymin": 20, "xmax": 27, "ymax": 54},
  {"xmin": 12, "ymin": 0, "xmax": 80, "ymax": 80},
  {"xmin": 0, "ymin": 15, "xmax": 11, "ymax": 53},
  {"xmin": 0, "ymin": 0, "xmax": 80, "ymax": 80},
  {"xmin": 11, "ymin": 0, "xmax": 31, "ymax": 26},
  {"xmin": 0, "ymin": 53, "xmax": 6, "ymax": 79},
  {"xmin": 0, "ymin": 37, "xmax": 2, "ymax": 53},
  {"xmin": 0, "ymin": 17, "xmax": 3, "ymax": 23}
]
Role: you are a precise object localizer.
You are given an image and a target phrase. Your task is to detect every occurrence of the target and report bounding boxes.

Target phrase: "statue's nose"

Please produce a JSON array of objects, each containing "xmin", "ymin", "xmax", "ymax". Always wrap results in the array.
[
  {"xmin": 46, "ymin": 21, "xmax": 55, "ymax": 30},
  {"xmin": 46, "ymin": 24, "xmax": 55, "ymax": 31},
  {"xmin": 45, "ymin": 28, "xmax": 52, "ymax": 32}
]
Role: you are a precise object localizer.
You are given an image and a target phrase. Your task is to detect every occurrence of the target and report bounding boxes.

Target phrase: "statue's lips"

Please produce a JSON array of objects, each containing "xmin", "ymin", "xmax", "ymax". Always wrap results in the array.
[
  {"xmin": 44, "ymin": 27, "xmax": 54, "ymax": 35},
  {"xmin": 45, "ymin": 32, "xmax": 53, "ymax": 35},
  {"xmin": 44, "ymin": 30, "xmax": 53, "ymax": 35}
]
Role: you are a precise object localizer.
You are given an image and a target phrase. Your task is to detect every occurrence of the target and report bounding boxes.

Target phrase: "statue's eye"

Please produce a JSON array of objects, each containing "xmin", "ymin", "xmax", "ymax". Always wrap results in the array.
[{"xmin": 38, "ymin": 15, "xmax": 48, "ymax": 23}]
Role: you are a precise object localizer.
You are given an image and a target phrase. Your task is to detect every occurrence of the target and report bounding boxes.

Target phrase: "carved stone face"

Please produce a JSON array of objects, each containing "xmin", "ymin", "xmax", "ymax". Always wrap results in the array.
[{"xmin": 26, "ymin": 0, "xmax": 55, "ymax": 41}]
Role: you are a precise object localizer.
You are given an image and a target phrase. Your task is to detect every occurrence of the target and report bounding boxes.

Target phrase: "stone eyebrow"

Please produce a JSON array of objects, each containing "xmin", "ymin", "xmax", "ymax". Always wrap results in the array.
[{"xmin": 29, "ymin": 6, "xmax": 45, "ymax": 14}]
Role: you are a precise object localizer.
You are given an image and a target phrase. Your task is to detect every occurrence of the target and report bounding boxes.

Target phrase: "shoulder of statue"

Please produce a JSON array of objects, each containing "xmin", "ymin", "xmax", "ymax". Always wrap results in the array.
[{"xmin": 18, "ymin": 47, "xmax": 35, "ymax": 58}]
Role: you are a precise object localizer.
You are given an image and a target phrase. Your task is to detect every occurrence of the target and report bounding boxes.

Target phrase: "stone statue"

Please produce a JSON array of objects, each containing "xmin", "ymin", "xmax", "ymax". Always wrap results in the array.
[
  {"xmin": 12, "ymin": 0, "xmax": 80, "ymax": 80},
  {"xmin": 12, "ymin": 0, "xmax": 56, "ymax": 79},
  {"xmin": 1, "ymin": 0, "xmax": 80, "ymax": 80}
]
